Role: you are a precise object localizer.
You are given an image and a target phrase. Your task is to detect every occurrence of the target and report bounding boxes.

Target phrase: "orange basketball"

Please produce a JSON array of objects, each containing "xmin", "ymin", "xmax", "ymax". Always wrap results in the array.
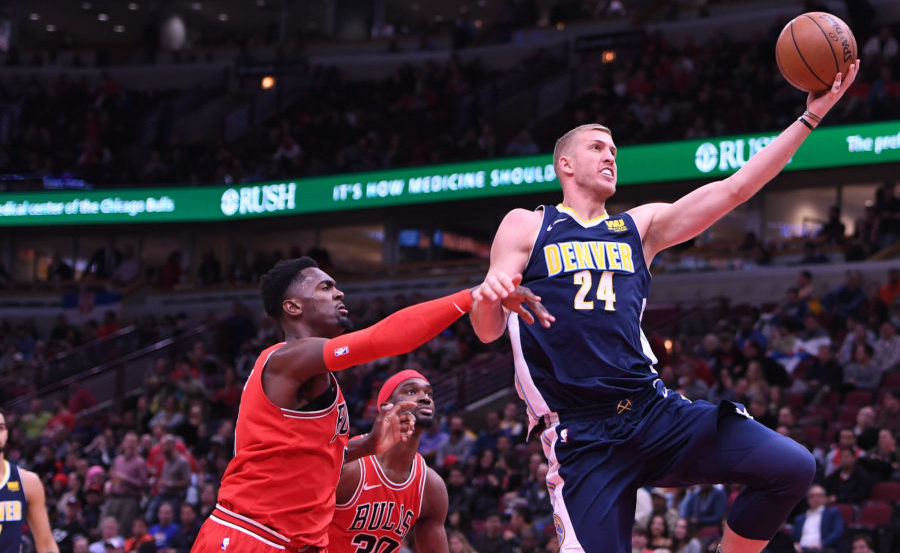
[{"xmin": 775, "ymin": 12, "xmax": 857, "ymax": 93}]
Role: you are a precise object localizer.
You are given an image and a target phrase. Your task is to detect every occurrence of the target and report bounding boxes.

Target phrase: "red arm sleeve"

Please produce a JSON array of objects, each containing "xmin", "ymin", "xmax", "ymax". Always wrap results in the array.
[{"xmin": 323, "ymin": 289, "xmax": 472, "ymax": 371}]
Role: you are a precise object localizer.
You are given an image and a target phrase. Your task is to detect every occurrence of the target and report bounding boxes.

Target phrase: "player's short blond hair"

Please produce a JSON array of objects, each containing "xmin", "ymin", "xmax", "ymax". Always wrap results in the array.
[{"xmin": 553, "ymin": 124, "xmax": 612, "ymax": 170}]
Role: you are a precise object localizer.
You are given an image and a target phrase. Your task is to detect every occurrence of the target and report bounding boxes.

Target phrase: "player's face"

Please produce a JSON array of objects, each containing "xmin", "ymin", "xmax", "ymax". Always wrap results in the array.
[
  {"xmin": 391, "ymin": 378, "xmax": 434, "ymax": 428},
  {"xmin": 572, "ymin": 129, "xmax": 617, "ymax": 197},
  {"xmin": 293, "ymin": 267, "xmax": 352, "ymax": 334},
  {"xmin": 0, "ymin": 414, "xmax": 6, "ymax": 452}
]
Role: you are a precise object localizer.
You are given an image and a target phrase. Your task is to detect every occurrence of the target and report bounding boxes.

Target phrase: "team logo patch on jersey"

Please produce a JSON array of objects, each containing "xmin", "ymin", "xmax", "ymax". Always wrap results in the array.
[
  {"xmin": 604, "ymin": 219, "xmax": 627, "ymax": 232},
  {"xmin": 220, "ymin": 537, "xmax": 230, "ymax": 550},
  {"xmin": 553, "ymin": 514, "xmax": 565, "ymax": 545},
  {"xmin": 332, "ymin": 401, "xmax": 350, "ymax": 442},
  {"xmin": 334, "ymin": 346, "xmax": 350, "ymax": 357},
  {"xmin": 6, "ymin": 482, "xmax": 18, "ymax": 492}
]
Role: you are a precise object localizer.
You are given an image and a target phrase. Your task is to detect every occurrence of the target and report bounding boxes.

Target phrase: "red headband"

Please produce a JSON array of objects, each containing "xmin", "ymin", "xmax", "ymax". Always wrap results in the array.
[{"xmin": 377, "ymin": 369, "xmax": 429, "ymax": 407}]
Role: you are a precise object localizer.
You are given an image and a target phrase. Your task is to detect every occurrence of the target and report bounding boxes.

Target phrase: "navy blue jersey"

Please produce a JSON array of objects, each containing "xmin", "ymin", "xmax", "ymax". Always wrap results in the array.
[
  {"xmin": 0, "ymin": 461, "xmax": 27, "ymax": 553},
  {"xmin": 509, "ymin": 205, "xmax": 658, "ymax": 422}
]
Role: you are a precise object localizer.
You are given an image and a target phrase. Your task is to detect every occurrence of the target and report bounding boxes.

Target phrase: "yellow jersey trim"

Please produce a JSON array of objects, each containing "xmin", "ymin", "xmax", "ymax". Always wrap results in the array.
[{"xmin": 556, "ymin": 204, "xmax": 609, "ymax": 227}]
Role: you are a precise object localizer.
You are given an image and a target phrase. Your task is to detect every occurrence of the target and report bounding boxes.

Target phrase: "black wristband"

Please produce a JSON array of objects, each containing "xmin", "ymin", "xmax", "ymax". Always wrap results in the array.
[{"xmin": 797, "ymin": 116, "xmax": 814, "ymax": 130}]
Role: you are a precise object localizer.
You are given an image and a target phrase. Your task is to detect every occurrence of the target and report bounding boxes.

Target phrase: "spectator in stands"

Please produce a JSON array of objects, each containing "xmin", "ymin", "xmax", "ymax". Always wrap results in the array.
[
  {"xmin": 872, "ymin": 321, "xmax": 900, "ymax": 371},
  {"xmin": 89, "ymin": 517, "xmax": 124, "ymax": 553},
  {"xmin": 504, "ymin": 129, "xmax": 540, "ymax": 157},
  {"xmin": 170, "ymin": 503, "xmax": 201, "ymax": 553},
  {"xmin": 671, "ymin": 517, "xmax": 702, "ymax": 553},
  {"xmin": 850, "ymin": 534, "xmax": 875, "ymax": 553},
  {"xmin": 111, "ymin": 245, "xmax": 142, "ymax": 288},
  {"xmin": 877, "ymin": 391, "xmax": 900, "ymax": 434},
  {"xmin": 145, "ymin": 435, "xmax": 190, "ymax": 523},
  {"xmin": 707, "ymin": 369, "xmax": 737, "ymax": 404},
  {"xmin": 817, "ymin": 207, "xmax": 846, "ymax": 244},
  {"xmin": 852, "ymin": 406, "xmax": 880, "ymax": 450},
  {"xmin": 160, "ymin": 251, "xmax": 183, "ymax": 289},
  {"xmin": 647, "ymin": 514, "xmax": 673, "ymax": 550},
  {"xmin": 824, "ymin": 429, "xmax": 864, "ymax": 478},
  {"xmin": 499, "ymin": 401, "xmax": 525, "ymax": 443},
  {"xmin": 862, "ymin": 26, "xmax": 898, "ymax": 62},
  {"xmin": 799, "ymin": 241, "xmax": 830, "ymax": 264},
  {"xmin": 797, "ymin": 270, "xmax": 818, "ymax": 304},
  {"xmin": 54, "ymin": 496, "xmax": 90, "ymax": 553},
  {"xmin": 124, "ymin": 518, "xmax": 153, "ymax": 552},
  {"xmin": 83, "ymin": 485, "xmax": 105, "ymax": 538},
  {"xmin": 862, "ymin": 428, "xmax": 899, "ymax": 482},
  {"xmin": 418, "ymin": 414, "xmax": 449, "ymax": 466},
  {"xmin": 823, "ymin": 271, "xmax": 866, "ymax": 323},
  {"xmin": 843, "ymin": 342, "xmax": 881, "ymax": 391},
  {"xmin": 824, "ymin": 446, "xmax": 871, "ymax": 504},
  {"xmin": 472, "ymin": 513, "xmax": 514, "ymax": 553},
  {"xmin": 446, "ymin": 466, "xmax": 475, "ymax": 528},
  {"xmin": 791, "ymin": 484, "xmax": 844, "ymax": 552},
  {"xmin": 679, "ymin": 484, "xmax": 726, "ymax": 530},
  {"xmin": 448, "ymin": 531, "xmax": 478, "ymax": 553},
  {"xmin": 21, "ymin": 398, "xmax": 52, "ymax": 440},
  {"xmin": 874, "ymin": 182, "xmax": 900, "ymax": 250},
  {"xmin": 84, "ymin": 241, "xmax": 122, "ymax": 281},
  {"xmin": 439, "ymin": 415, "xmax": 476, "ymax": 466},
  {"xmin": 515, "ymin": 527, "xmax": 540, "ymax": 553},
  {"xmin": 48, "ymin": 253, "xmax": 75, "ymax": 282},
  {"xmin": 147, "ymin": 502, "xmax": 178, "ymax": 550},
  {"xmin": 631, "ymin": 526, "xmax": 653, "ymax": 553},
  {"xmin": 837, "ymin": 320, "xmax": 875, "ymax": 365},
  {"xmin": 505, "ymin": 504, "xmax": 534, "ymax": 542},
  {"xmin": 879, "ymin": 270, "xmax": 900, "ymax": 309}
]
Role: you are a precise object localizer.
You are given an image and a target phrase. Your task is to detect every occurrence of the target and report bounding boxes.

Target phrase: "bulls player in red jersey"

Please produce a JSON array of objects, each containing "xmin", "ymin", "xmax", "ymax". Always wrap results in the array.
[
  {"xmin": 329, "ymin": 370, "xmax": 449, "ymax": 553},
  {"xmin": 190, "ymin": 257, "xmax": 492, "ymax": 553}
]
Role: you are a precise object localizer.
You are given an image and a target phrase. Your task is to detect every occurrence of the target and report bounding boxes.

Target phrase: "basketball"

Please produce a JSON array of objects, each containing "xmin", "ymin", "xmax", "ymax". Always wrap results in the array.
[{"xmin": 775, "ymin": 12, "xmax": 857, "ymax": 93}]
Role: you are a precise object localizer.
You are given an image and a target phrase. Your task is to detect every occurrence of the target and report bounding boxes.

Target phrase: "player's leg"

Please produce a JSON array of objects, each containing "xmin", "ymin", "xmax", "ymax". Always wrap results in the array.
[
  {"xmin": 542, "ymin": 422, "xmax": 642, "ymax": 553},
  {"xmin": 669, "ymin": 403, "xmax": 815, "ymax": 553}
]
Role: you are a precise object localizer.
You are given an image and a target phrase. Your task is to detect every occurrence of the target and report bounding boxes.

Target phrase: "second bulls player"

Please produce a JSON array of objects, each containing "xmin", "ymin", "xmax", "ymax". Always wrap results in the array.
[{"xmin": 329, "ymin": 370, "xmax": 449, "ymax": 553}]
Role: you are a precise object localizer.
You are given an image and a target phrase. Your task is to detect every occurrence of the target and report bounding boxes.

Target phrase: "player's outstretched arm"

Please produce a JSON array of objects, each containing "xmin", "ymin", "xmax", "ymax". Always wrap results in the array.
[
  {"xmin": 21, "ymin": 469, "xmax": 59, "ymax": 553},
  {"xmin": 268, "ymin": 289, "xmax": 474, "ymax": 381},
  {"xmin": 631, "ymin": 60, "xmax": 860, "ymax": 263},
  {"xmin": 413, "ymin": 468, "xmax": 450, "ymax": 553},
  {"xmin": 471, "ymin": 208, "xmax": 546, "ymax": 343}
]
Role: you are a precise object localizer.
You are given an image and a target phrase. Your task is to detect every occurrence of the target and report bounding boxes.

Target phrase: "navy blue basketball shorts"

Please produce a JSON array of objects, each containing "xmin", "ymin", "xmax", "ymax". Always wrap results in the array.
[{"xmin": 540, "ymin": 380, "xmax": 815, "ymax": 553}]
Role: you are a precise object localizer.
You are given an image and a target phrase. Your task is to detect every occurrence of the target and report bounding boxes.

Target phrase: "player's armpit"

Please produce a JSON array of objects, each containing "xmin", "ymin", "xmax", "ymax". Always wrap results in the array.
[{"xmin": 323, "ymin": 289, "xmax": 472, "ymax": 372}]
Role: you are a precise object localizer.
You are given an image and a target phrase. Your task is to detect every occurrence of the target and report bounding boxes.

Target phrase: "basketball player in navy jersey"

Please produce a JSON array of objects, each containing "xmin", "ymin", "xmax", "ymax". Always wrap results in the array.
[
  {"xmin": 471, "ymin": 63, "xmax": 860, "ymax": 553},
  {"xmin": 0, "ymin": 410, "xmax": 58, "ymax": 553}
]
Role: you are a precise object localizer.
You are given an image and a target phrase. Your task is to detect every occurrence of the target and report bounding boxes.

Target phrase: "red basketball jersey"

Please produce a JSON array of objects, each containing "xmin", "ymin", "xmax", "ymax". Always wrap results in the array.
[
  {"xmin": 214, "ymin": 342, "xmax": 350, "ymax": 549},
  {"xmin": 328, "ymin": 453, "xmax": 427, "ymax": 553}
]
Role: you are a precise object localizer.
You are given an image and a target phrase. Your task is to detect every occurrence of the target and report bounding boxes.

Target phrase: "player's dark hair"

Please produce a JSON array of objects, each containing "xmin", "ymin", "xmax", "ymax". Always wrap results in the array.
[
  {"xmin": 259, "ymin": 257, "xmax": 319, "ymax": 320},
  {"xmin": 852, "ymin": 535, "xmax": 873, "ymax": 549}
]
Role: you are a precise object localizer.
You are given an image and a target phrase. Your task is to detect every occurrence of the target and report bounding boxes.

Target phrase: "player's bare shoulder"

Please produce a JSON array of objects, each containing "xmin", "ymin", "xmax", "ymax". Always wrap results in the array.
[
  {"xmin": 497, "ymin": 208, "xmax": 543, "ymax": 250},
  {"xmin": 17, "ymin": 467, "xmax": 44, "ymax": 499}
]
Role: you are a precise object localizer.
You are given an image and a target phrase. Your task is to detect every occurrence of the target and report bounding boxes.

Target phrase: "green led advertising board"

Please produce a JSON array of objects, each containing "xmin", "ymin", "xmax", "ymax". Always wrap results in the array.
[{"xmin": 2, "ymin": 119, "xmax": 899, "ymax": 226}]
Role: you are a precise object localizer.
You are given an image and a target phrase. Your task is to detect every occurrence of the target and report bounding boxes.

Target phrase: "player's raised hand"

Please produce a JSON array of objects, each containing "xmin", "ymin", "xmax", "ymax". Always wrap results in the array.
[
  {"xmin": 472, "ymin": 271, "xmax": 521, "ymax": 304},
  {"xmin": 501, "ymin": 285, "xmax": 555, "ymax": 328},
  {"xmin": 369, "ymin": 400, "xmax": 417, "ymax": 454},
  {"xmin": 807, "ymin": 59, "xmax": 860, "ymax": 116}
]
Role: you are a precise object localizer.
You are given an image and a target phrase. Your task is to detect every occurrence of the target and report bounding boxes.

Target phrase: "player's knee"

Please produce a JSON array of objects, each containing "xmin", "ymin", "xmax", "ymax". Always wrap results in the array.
[{"xmin": 771, "ymin": 437, "xmax": 815, "ymax": 498}]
